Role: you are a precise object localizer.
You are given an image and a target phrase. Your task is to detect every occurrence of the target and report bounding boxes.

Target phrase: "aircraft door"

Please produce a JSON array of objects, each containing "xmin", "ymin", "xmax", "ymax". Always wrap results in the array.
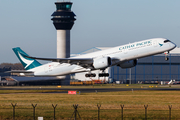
[
  {"xmin": 123, "ymin": 48, "xmax": 128, "ymax": 54},
  {"xmin": 49, "ymin": 65, "xmax": 53, "ymax": 72},
  {"xmin": 44, "ymin": 66, "xmax": 48, "ymax": 73},
  {"xmin": 153, "ymin": 40, "xmax": 157, "ymax": 47},
  {"xmin": 44, "ymin": 64, "xmax": 53, "ymax": 73}
]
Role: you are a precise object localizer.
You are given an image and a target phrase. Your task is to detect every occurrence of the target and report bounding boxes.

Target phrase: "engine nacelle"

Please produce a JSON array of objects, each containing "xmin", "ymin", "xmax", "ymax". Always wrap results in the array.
[
  {"xmin": 118, "ymin": 59, "xmax": 137, "ymax": 69},
  {"xmin": 93, "ymin": 57, "xmax": 111, "ymax": 69}
]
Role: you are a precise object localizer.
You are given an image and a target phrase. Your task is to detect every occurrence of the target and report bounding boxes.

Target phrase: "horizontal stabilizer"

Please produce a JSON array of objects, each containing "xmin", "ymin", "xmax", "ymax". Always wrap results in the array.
[{"xmin": 5, "ymin": 70, "xmax": 34, "ymax": 73}]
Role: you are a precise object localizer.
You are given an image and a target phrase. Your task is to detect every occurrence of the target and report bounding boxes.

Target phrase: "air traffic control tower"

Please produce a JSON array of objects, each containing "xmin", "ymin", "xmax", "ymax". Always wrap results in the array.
[{"xmin": 51, "ymin": 2, "xmax": 76, "ymax": 58}]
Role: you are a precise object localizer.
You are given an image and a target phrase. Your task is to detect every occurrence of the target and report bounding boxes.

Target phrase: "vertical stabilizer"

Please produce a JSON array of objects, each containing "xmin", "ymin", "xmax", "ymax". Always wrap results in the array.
[{"xmin": 12, "ymin": 47, "xmax": 42, "ymax": 70}]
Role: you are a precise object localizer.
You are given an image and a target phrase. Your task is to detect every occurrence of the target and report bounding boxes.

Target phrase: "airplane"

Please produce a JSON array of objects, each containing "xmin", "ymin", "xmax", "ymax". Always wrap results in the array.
[
  {"xmin": 11, "ymin": 38, "xmax": 176, "ymax": 77},
  {"xmin": 168, "ymin": 79, "xmax": 176, "ymax": 85}
]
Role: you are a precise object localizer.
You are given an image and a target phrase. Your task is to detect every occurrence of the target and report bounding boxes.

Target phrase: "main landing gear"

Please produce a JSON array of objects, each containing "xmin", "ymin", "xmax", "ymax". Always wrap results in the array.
[
  {"xmin": 164, "ymin": 51, "xmax": 169, "ymax": 61},
  {"xmin": 99, "ymin": 73, "xmax": 109, "ymax": 77},
  {"xmin": 85, "ymin": 70, "xmax": 109, "ymax": 78},
  {"xmin": 85, "ymin": 73, "xmax": 96, "ymax": 77},
  {"xmin": 99, "ymin": 69, "xmax": 109, "ymax": 77}
]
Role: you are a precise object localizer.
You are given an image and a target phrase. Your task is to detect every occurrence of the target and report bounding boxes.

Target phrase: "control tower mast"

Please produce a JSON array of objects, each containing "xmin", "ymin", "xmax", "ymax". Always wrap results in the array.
[{"xmin": 51, "ymin": 2, "xmax": 76, "ymax": 58}]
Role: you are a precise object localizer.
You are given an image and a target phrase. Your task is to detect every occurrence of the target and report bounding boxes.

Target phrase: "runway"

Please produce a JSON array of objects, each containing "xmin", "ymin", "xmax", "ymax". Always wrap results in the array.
[{"xmin": 0, "ymin": 87, "xmax": 180, "ymax": 93}]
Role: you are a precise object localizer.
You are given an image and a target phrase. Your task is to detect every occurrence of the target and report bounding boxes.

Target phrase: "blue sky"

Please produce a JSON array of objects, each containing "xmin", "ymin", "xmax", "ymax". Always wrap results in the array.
[{"xmin": 0, "ymin": 0, "xmax": 180, "ymax": 63}]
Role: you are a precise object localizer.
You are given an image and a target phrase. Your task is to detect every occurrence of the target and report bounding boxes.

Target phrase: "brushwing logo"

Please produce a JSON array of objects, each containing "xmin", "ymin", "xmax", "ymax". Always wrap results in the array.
[
  {"xmin": 159, "ymin": 43, "xmax": 163, "ymax": 47},
  {"xmin": 18, "ymin": 52, "xmax": 34, "ymax": 69}
]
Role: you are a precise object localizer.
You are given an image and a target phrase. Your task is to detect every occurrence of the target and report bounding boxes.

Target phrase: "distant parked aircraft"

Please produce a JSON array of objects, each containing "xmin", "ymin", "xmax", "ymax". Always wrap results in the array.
[{"xmin": 168, "ymin": 79, "xmax": 176, "ymax": 85}]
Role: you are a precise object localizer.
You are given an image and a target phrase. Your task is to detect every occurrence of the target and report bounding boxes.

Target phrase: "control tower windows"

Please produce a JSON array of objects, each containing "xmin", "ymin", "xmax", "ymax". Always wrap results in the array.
[
  {"xmin": 53, "ymin": 16, "xmax": 71, "ymax": 18},
  {"xmin": 52, "ymin": 2, "xmax": 76, "ymax": 30},
  {"xmin": 56, "ymin": 4, "xmax": 72, "ymax": 11}
]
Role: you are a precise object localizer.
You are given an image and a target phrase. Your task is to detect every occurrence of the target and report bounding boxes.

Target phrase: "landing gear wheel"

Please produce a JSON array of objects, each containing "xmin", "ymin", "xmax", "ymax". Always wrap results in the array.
[
  {"xmin": 99, "ymin": 73, "xmax": 109, "ymax": 77},
  {"xmin": 165, "ymin": 57, "xmax": 169, "ymax": 61},
  {"xmin": 85, "ymin": 73, "xmax": 96, "ymax": 77},
  {"xmin": 164, "ymin": 51, "xmax": 169, "ymax": 61}
]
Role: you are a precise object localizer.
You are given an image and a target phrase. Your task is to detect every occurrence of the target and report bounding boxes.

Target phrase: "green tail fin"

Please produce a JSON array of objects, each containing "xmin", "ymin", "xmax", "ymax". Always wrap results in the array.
[{"xmin": 12, "ymin": 47, "xmax": 42, "ymax": 70}]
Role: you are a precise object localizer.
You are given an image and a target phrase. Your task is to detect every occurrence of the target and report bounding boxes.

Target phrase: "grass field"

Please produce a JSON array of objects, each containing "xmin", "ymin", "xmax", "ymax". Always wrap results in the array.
[{"xmin": 0, "ymin": 84, "xmax": 180, "ymax": 120}]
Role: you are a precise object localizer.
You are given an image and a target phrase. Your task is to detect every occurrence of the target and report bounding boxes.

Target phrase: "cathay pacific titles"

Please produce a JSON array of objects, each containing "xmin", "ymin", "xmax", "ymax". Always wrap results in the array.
[{"xmin": 119, "ymin": 40, "xmax": 152, "ymax": 51}]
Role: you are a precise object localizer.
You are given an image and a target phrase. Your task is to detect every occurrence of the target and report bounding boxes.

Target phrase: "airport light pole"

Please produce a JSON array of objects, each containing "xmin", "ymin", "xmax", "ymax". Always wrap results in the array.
[{"xmin": 129, "ymin": 68, "xmax": 131, "ymax": 84}]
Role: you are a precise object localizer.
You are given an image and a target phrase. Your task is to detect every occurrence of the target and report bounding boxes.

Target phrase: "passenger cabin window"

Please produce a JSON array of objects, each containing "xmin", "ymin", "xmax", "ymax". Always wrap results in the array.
[{"xmin": 164, "ymin": 40, "xmax": 170, "ymax": 43}]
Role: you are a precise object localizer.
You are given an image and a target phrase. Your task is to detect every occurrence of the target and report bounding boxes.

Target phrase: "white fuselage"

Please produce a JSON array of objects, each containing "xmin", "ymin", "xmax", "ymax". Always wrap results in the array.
[{"xmin": 28, "ymin": 38, "xmax": 176, "ymax": 76}]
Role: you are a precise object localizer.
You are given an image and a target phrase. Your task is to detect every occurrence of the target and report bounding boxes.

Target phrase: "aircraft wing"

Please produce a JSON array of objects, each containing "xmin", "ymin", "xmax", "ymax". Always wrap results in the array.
[
  {"xmin": 25, "ymin": 55, "xmax": 94, "ymax": 68},
  {"xmin": 24, "ymin": 55, "xmax": 122, "ymax": 69}
]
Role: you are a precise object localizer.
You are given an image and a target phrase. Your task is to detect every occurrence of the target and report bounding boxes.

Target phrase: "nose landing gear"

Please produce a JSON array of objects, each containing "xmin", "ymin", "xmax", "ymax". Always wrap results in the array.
[
  {"xmin": 165, "ymin": 57, "xmax": 169, "ymax": 61},
  {"xmin": 164, "ymin": 51, "xmax": 169, "ymax": 61}
]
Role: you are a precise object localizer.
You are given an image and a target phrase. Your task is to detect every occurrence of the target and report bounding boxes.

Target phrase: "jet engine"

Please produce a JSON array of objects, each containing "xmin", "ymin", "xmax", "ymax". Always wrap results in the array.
[
  {"xmin": 93, "ymin": 57, "xmax": 111, "ymax": 69},
  {"xmin": 118, "ymin": 59, "xmax": 137, "ymax": 69}
]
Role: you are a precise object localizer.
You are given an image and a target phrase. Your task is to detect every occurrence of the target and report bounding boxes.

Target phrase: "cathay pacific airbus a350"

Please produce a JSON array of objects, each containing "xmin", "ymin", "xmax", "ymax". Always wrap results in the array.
[{"xmin": 12, "ymin": 38, "xmax": 176, "ymax": 77}]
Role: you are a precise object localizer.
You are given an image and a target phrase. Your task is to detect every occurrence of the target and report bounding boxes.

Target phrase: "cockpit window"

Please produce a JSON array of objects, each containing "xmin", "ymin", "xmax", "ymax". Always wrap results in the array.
[{"xmin": 164, "ymin": 40, "xmax": 171, "ymax": 43}]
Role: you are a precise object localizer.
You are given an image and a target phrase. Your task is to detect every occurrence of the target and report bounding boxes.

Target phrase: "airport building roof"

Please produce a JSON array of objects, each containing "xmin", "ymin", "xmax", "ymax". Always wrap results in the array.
[{"xmin": 169, "ymin": 47, "xmax": 180, "ymax": 54}]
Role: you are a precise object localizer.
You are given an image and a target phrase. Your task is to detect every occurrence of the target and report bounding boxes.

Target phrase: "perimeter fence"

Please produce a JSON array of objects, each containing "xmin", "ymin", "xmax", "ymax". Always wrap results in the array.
[{"xmin": 0, "ymin": 103, "xmax": 179, "ymax": 120}]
